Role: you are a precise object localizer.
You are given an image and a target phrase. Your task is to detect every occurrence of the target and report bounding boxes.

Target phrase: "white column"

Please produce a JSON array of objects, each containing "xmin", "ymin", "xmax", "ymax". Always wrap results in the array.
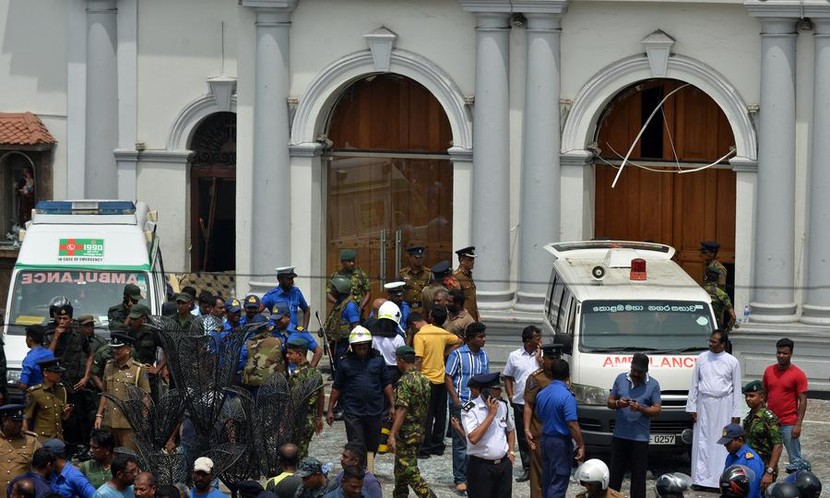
[
  {"xmin": 750, "ymin": 18, "xmax": 798, "ymax": 322},
  {"xmin": 515, "ymin": 11, "xmax": 565, "ymax": 311},
  {"xmin": 469, "ymin": 12, "xmax": 513, "ymax": 309},
  {"xmin": 115, "ymin": 0, "xmax": 138, "ymax": 199},
  {"xmin": 450, "ymin": 146, "xmax": 474, "ymax": 262},
  {"xmin": 85, "ymin": 0, "xmax": 119, "ymax": 198},
  {"xmin": 242, "ymin": 2, "xmax": 295, "ymax": 291},
  {"xmin": 802, "ymin": 19, "xmax": 830, "ymax": 324},
  {"xmin": 559, "ymin": 150, "xmax": 594, "ymax": 242}
]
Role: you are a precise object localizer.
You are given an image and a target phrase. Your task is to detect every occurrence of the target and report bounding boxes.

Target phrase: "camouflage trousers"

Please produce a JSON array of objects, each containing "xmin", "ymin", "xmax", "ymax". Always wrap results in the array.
[
  {"xmin": 393, "ymin": 436, "xmax": 436, "ymax": 498},
  {"xmin": 298, "ymin": 417, "xmax": 316, "ymax": 459}
]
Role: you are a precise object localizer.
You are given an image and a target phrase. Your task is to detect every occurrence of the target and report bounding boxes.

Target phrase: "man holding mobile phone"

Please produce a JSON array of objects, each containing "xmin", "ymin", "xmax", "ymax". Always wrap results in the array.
[
  {"xmin": 461, "ymin": 373, "xmax": 514, "ymax": 498},
  {"xmin": 606, "ymin": 353, "xmax": 662, "ymax": 498}
]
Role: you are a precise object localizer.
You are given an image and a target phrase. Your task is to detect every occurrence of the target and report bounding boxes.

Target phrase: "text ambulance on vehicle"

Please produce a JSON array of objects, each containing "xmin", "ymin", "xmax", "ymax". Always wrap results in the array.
[
  {"xmin": 542, "ymin": 240, "xmax": 717, "ymax": 454},
  {"xmin": 2, "ymin": 200, "xmax": 165, "ymax": 398}
]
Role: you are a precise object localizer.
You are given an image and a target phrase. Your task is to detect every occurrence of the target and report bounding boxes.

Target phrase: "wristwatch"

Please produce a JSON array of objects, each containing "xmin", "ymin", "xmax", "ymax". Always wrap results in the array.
[{"xmin": 765, "ymin": 467, "xmax": 774, "ymax": 475}]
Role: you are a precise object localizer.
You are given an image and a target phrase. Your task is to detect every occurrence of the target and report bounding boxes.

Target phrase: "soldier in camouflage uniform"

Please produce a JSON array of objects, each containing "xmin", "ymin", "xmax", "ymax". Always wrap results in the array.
[
  {"xmin": 453, "ymin": 246, "xmax": 480, "ymax": 321},
  {"xmin": 286, "ymin": 337, "xmax": 324, "ymax": 458},
  {"xmin": 324, "ymin": 276, "xmax": 362, "ymax": 372},
  {"xmin": 399, "ymin": 245, "xmax": 432, "ymax": 311},
  {"xmin": 239, "ymin": 309, "xmax": 287, "ymax": 395},
  {"xmin": 700, "ymin": 241, "xmax": 728, "ymax": 291},
  {"xmin": 742, "ymin": 380, "xmax": 783, "ymax": 491},
  {"xmin": 23, "ymin": 359, "xmax": 70, "ymax": 441},
  {"xmin": 705, "ymin": 268, "xmax": 736, "ymax": 329},
  {"xmin": 107, "ymin": 283, "xmax": 143, "ymax": 331},
  {"xmin": 169, "ymin": 292, "xmax": 194, "ymax": 329},
  {"xmin": 389, "ymin": 346, "xmax": 435, "ymax": 498},
  {"xmin": 326, "ymin": 249, "xmax": 371, "ymax": 315}
]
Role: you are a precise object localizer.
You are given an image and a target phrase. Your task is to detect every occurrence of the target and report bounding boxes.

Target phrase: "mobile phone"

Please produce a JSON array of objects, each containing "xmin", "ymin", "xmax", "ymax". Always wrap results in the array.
[{"xmin": 481, "ymin": 387, "xmax": 492, "ymax": 402}]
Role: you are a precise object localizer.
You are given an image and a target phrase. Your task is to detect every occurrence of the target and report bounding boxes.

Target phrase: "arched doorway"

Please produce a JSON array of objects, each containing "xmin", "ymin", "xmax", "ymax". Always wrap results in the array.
[
  {"xmin": 594, "ymin": 79, "xmax": 736, "ymax": 294},
  {"xmin": 325, "ymin": 74, "xmax": 453, "ymax": 299},
  {"xmin": 189, "ymin": 111, "xmax": 236, "ymax": 272}
]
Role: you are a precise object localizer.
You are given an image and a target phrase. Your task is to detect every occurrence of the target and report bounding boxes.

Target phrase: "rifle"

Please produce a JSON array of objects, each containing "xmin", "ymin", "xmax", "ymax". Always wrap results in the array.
[{"xmin": 315, "ymin": 311, "xmax": 337, "ymax": 376}]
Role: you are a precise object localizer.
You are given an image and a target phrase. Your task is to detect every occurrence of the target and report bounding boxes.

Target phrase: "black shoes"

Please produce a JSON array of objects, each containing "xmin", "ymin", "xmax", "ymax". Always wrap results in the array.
[{"xmin": 516, "ymin": 470, "xmax": 530, "ymax": 482}]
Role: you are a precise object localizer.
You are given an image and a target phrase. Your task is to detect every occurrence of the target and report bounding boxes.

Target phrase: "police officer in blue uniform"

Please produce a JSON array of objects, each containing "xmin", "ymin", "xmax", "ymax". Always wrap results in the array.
[
  {"xmin": 261, "ymin": 266, "xmax": 311, "ymax": 329},
  {"xmin": 719, "ymin": 423, "xmax": 764, "ymax": 498},
  {"xmin": 534, "ymin": 358, "xmax": 585, "ymax": 498},
  {"xmin": 461, "ymin": 372, "xmax": 515, "ymax": 498},
  {"xmin": 240, "ymin": 295, "xmax": 268, "ymax": 325}
]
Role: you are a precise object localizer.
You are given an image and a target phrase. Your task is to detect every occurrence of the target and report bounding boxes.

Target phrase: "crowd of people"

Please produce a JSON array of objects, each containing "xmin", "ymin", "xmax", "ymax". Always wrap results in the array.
[{"xmin": 0, "ymin": 244, "xmax": 824, "ymax": 498}]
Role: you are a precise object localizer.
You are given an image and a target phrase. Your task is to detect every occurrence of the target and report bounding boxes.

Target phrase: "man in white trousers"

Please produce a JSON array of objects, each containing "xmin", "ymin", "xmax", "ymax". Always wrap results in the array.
[{"xmin": 685, "ymin": 329, "xmax": 742, "ymax": 491}]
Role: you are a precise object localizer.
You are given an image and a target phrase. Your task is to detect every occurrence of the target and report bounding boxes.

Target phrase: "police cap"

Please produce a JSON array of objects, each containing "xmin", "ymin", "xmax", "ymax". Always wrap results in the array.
[
  {"xmin": 225, "ymin": 298, "xmax": 242, "ymax": 314},
  {"xmin": 542, "ymin": 344, "xmax": 564, "ymax": 358},
  {"xmin": 455, "ymin": 246, "xmax": 476, "ymax": 259},
  {"xmin": 37, "ymin": 358, "xmax": 66, "ymax": 373},
  {"xmin": 431, "ymin": 260, "xmax": 452, "ymax": 277},
  {"xmin": 717, "ymin": 423, "xmax": 746, "ymax": 444},
  {"xmin": 700, "ymin": 241, "xmax": 721, "ymax": 253},
  {"xmin": 406, "ymin": 245, "xmax": 425, "ymax": 256},
  {"xmin": 470, "ymin": 372, "xmax": 501, "ymax": 389},
  {"xmin": 0, "ymin": 404, "xmax": 25, "ymax": 420},
  {"xmin": 110, "ymin": 332, "xmax": 134, "ymax": 348},
  {"xmin": 276, "ymin": 266, "xmax": 298, "ymax": 278},
  {"xmin": 384, "ymin": 281, "xmax": 406, "ymax": 296},
  {"xmin": 244, "ymin": 295, "xmax": 261, "ymax": 309}
]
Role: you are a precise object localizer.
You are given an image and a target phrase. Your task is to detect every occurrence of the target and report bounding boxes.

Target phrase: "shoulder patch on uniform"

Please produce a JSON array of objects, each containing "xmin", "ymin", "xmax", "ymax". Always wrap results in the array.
[
  {"xmin": 23, "ymin": 430, "xmax": 38, "ymax": 437},
  {"xmin": 462, "ymin": 401, "xmax": 475, "ymax": 412},
  {"xmin": 296, "ymin": 326, "xmax": 305, "ymax": 332},
  {"xmin": 26, "ymin": 385, "xmax": 41, "ymax": 393},
  {"xmin": 745, "ymin": 451, "xmax": 755, "ymax": 459}
]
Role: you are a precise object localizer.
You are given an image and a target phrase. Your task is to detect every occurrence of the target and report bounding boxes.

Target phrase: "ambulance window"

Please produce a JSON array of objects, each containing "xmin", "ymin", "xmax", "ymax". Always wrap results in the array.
[
  {"xmin": 549, "ymin": 275, "xmax": 565, "ymax": 331},
  {"xmin": 553, "ymin": 286, "xmax": 568, "ymax": 333},
  {"xmin": 566, "ymin": 298, "xmax": 577, "ymax": 335}
]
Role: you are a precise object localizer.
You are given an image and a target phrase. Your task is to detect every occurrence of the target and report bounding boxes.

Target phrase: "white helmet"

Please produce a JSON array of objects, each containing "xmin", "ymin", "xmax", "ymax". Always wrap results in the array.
[
  {"xmin": 575, "ymin": 459, "xmax": 610, "ymax": 490},
  {"xmin": 378, "ymin": 301, "xmax": 402, "ymax": 324},
  {"xmin": 348, "ymin": 325, "xmax": 373, "ymax": 344}
]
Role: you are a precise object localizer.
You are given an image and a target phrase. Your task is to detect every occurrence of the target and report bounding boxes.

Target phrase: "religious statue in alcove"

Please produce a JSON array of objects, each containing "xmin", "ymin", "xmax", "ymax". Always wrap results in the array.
[{"xmin": 17, "ymin": 165, "xmax": 35, "ymax": 226}]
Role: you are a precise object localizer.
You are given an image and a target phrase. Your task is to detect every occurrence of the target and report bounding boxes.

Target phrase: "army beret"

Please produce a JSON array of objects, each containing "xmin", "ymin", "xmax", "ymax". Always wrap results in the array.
[
  {"xmin": 395, "ymin": 345, "xmax": 416, "ymax": 358},
  {"xmin": 128, "ymin": 304, "xmax": 151, "ymax": 319},
  {"xmin": 340, "ymin": 249, "xmax": 357, "ymax": 261},
  {"xmin": 287, "ymin": 337, "xmax": 309, "ymax": 349},
  {"xmin": 742, "ymin": 380, "xmax": 764, "ymax": 394},
  {"xmin": 455, "ymin": 246, "xmax": 476, "ymax": 259}
]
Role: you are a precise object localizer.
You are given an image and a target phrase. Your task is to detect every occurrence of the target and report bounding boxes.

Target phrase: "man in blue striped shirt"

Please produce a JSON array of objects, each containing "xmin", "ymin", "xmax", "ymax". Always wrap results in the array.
[{"xmin": 445, "ymin": 322, "xmax": 490, "ymax": 495}]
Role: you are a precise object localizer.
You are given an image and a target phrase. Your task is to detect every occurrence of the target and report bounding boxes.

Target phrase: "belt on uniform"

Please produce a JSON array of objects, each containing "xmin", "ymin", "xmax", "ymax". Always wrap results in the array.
[
  {"xmin": 470, "ymin": 454, "xmax": 508, "ymax": 465},
  {"xmin": 410, "ymin": 303, "xmax": 422, "ymax": 309}
]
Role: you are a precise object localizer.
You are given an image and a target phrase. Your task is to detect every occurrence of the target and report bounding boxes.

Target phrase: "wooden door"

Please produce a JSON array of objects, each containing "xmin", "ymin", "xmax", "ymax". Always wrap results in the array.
[
  {"xmin": 326, "ymin": 75, "xmax": 453, "ymax": 302},
  {"xmin": 594, "ymin": 79, "xmax": 736, "ymax": 292},
  {"xmin": 191, "ymin": 166, "xmax": 236, "ymax": 272}
]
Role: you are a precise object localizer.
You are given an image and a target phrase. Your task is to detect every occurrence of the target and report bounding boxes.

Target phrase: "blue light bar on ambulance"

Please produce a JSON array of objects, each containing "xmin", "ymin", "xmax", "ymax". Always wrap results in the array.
[{"xmin": 34, "ymin": 201, "xmax": 137, "ymax": 215}]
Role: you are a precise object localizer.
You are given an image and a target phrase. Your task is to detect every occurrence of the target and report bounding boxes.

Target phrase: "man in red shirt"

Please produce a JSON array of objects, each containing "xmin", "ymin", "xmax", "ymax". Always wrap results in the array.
[{"xmin": 762, "ymin": 338, "xmax": 811, "ymax": 474}]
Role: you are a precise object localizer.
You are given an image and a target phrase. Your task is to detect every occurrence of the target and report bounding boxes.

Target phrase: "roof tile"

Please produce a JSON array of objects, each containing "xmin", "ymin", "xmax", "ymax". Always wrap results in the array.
[{"xmin": 0, "ymin": 112, "xmax": 55, "ymax": 146}]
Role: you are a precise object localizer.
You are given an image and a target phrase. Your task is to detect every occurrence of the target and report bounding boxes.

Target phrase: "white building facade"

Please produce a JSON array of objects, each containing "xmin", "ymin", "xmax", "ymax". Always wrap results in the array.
[{"xmin": 2, "ymin": 0, "xmax": 829, "ymax": 387}]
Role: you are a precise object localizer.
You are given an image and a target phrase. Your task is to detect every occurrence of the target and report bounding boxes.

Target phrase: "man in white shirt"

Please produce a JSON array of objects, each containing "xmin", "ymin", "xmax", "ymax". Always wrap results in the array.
[
  {"xmin": 685, "ymin": 330, "xmax": 742, "ymax": 491},
  {"xmin": 462, "ymin": 373, "xmax": 515, "ymax": 498},
  {"xmin": 502, "ymin": 325, "xmax": 541, "ymax": 483}
]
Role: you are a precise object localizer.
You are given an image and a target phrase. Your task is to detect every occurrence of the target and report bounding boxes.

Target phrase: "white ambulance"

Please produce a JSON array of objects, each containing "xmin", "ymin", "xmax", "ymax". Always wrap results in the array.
[
  {"xmin": 542, "ymin": 240, "xmax": 716, "ymax": 454},
  {"xmin": 2, "ymin": 200, "xmax": 165, "ymax": 397}
]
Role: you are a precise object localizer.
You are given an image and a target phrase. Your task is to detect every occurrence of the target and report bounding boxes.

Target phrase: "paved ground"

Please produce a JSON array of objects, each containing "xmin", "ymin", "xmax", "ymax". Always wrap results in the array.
[{"xmin": 304, "ymin": 398, "xmax": 830, "ymax": 497}]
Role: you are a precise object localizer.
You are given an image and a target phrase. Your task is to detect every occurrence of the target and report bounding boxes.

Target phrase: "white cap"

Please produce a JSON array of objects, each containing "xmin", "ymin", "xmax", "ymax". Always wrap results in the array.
[
  {"xmin": 383, "ymin": 281, "xmax": 406, "ymax": 291},
  {"xmin": 193, "ymin": 457, "xmax": 214, "ymax": 473}
]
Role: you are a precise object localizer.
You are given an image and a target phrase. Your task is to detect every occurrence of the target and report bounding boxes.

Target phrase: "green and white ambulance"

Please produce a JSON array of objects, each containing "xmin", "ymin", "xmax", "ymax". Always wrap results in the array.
[
  {"xmin": 542, "ymin": 240, "xmax": 717, "ymax": 455},
  {"xmin": 2, "ymin": 200, "xmax": 165, "ymax": 396}
]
